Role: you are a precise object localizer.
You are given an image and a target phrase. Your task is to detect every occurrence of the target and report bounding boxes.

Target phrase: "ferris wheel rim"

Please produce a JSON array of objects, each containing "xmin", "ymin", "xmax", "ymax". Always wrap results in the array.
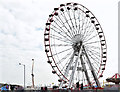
[{"xmin": 44, "ymin": 2, "xmax": 107, "ymax": 87}]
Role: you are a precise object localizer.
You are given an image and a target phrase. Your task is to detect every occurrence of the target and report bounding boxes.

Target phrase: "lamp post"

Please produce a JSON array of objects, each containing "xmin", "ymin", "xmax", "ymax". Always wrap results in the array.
[
  {"xmin": 31, "ymin": 59, "xmax": 34, "ymax": 88},
  {"xmin": 19, "ymin": 63, "xmax": 25, "ymax": 89}
]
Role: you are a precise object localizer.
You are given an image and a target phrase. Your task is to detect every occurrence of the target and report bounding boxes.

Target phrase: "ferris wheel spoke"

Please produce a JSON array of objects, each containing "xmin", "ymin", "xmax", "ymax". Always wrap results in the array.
[
  {"xmin": 86, "ymin": 49, "xmax": 100, "ymax": 62},
  {"xmin": 60, "ymin": 61, "xmax": 70, "ymax": 72},
  {"xmin": 63, "ymin": 51, "xmax": 75, "ymax": 75},
  {"xmin": 50, "ymin": 33, "xmax": 71, "ymax": 42},
  {"xmin": 86, "ymin": 48, "xmax": 100, "ymax": 58},
  {"xmin": 60, "ymin": 11, "xmax": 74, "ymax": 37},
  {"xmin": 54, "ymin": 15, "xmax": 73, "ymax": 38},
  {"xmin": 60, "ymin": 7, "xmax": 75, "ymax": 36},
  {"xmin": 85, "ymin": 45, "xmax": 101, "ymax": 50},
  {"xmin": 77, "ymin": 10, "xmax": 81, "ymax": 34},
  {"xmin": 86, "ymin": 46, "xmax": 100, "ymax": 54},
  {"xmin": 85, "ymin": 46, "xmax": 101, "ymax": 57},
  {"xmin": 51, "ymin": 44, "xmax": 72, "ymax": 47},
  {"xmin": 50, "ymin": 34, "xmax": 72, "ymax": 44},
  {"xmin": 56, "ymin": 50, "xmax": 73, "ymax": 65},
  {"xmin": 59, "ymin": 51, "xmax": 75, "ymax": 88},
  {"xmin": 83, "ymin": 25, "xmax": 95, "ymax": 38},
  {"xmin": 81, "ymin": 16, "xmax": 90, "ymax": 36},
  {"xmin": 72, "ymin": 8, "xmax": 78, "ymax": 31},
  {"xmin": 51, "ymin": 19, "xmax": 72, "ymax": 39},
  {"xmin": 86, "ymin": 47, "xmax": 101, "ymax": 61},
  {"xmin": 77, "ymin": 7, "xmax": 85, "ymax": 34},
  {"xmin": 83, "ymin": 40, "xmax": 100, "ymax": 45},
  {"xmin": 52, "ymin": 47, "xmax": 73, "ymax": 56},
  {"xmin": 78, "ymin": 7, "xmax": 84, "ymax": 35},
  {"xmin": 82, "ymin": 23, "xmax": 93, "ymax": 41},
  {"xmin": 61, "ymin": 54, "xmax": 74, "ymax": 72},
  {"xmin": 82, "ymin": 21, "xmax": 93, "ymax": 41},
  {"xmin": 65, "ymin": 6, "xmax": 77, "ymax": 36},
  {"xmin": 81, "ymin": 25, "xmax": 91, "ymax": 41},
  {"xmin": 71, "ymin": 7, "xmax": 80, "ymax": 35},
  {"xmin": 50, "ymin": 25, "xmax": 71, "ymax": 40},
  {"xmin": 52, "ymin": 19, "xmax": 72, "ymax": 39},
  {"xmin": 86, "ymin": 51, "xmax": 101, "ymax": 67},
  {"xmin": 79, "ymin": 7, "xmax": 86, "ymax": 35},
  {"xmin": 51, "ymin": 37, "xmax": 71, "ymax": 44},
  {"xmin": 92, "ymin": 63, "xmax": 99, "ymax": 74},
  {"xmin": 83, "ymin": 34, "xmax": 98, "ymax": 43},
  {"xmin": 79, "ymin": 18, "xmax": 89, "ymax": 39},
  {"xmin": 83, "ymin": 27, "xmax": 95, "ymax": 40}
]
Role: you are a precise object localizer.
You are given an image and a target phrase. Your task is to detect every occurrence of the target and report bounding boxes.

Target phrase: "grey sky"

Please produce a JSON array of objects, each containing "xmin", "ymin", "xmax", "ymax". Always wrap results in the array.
[{"xmin": 0, "ymin": 0, "xmax": 119, "ymax": 87}]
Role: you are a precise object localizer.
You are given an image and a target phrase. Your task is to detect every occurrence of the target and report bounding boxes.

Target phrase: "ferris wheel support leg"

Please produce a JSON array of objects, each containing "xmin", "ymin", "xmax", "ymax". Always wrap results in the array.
[
  {"xmin": 59, "ymin": 52, "xmax": 75, "ymax": 89},
  {"xmin": 68, "ymin": 56, "xmax": 79, "ymax": 88},
  {"xmin": 80, "ymin": 54, "xmax": 92, "ymax": 87},
  {"xmin": 59, "ymin": 80, "xmax": 64, "ymax": 89},
  {"xmin": 83, "ymin": 46, "xmax": 101, "ymax": 87}
]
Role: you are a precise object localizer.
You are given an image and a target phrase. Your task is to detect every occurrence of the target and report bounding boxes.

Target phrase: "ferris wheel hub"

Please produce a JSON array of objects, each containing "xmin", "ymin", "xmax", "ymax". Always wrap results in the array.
[
  {"xmin": 71, "ymin": 34, "xmax": 83, "ymax": 44},
  {"xmin": 72, "ymin": 34, "xmax": 83, "ymax": 54}
]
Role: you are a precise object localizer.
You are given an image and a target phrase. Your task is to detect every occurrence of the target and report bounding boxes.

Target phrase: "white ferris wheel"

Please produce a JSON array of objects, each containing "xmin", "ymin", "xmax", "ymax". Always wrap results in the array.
[{"xmin": 44, "ymin": 2, "xmax": 107, "ymax": 88}]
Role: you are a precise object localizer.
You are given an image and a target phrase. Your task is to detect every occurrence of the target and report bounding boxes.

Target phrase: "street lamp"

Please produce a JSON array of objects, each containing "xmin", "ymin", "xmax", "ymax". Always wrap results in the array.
[
  {"xmin": 19, "ymin": 63, "xmax": 25, "ymax": 89},
  {"xmin": 31, "ymin": 59, "xmax": 34, "ymax": 88}
]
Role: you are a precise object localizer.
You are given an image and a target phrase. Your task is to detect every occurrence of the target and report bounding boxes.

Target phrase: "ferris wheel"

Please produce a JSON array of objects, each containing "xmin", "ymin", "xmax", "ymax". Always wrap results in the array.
[{"xmin": 44, "ymin": 2, "xmax": 107, "ymax": 88}]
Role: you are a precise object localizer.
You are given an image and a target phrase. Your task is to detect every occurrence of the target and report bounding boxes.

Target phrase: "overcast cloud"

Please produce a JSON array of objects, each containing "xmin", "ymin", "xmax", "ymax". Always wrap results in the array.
[{"xmin": 0, "ymin": 0, "xmax": 119, "ymax": 87}]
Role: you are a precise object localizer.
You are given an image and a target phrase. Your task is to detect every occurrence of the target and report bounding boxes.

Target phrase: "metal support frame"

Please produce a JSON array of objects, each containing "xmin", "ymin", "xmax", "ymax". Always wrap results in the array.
[
  {"xmin": 68, "ymin": 56, "xmax": 79, "ymax": 88},
  {"xmin": 80, "ymin": 54, "xmax": 91, "ymax": 87},
  {"xmin": 59, "ymin": 43, "xmax": 100, "ymax": 88},
  {"xmin": 59, "ymin": 51, "xmax": 75, "ymax": 89},
  {"xmin": 68, "ymin": 42, "xmax": 83, "ymax": 88},
  {"xmin": 83, "ymin": 46, "xmax": 101, "ymax": 87},
  {"xmin": 77, "ymin": 62, "xmax": 80, "ymax": 82}
]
